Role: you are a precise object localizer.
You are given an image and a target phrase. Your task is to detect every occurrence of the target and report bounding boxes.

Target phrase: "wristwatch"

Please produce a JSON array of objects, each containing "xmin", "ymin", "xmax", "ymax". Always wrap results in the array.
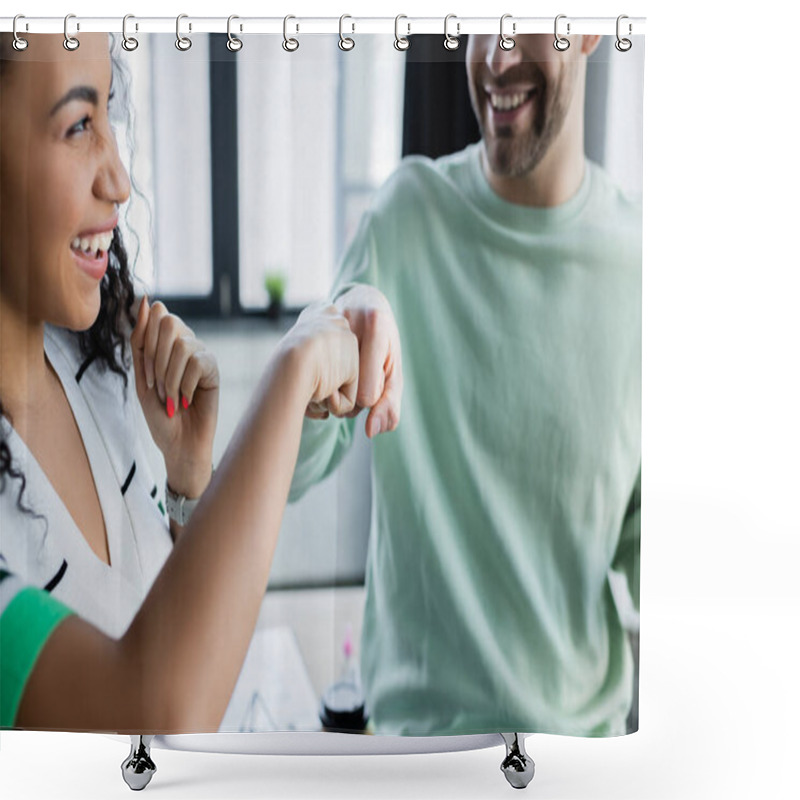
[{"xmin": 165, "ymin": 483, "xmax": 201, "ymax": 526}]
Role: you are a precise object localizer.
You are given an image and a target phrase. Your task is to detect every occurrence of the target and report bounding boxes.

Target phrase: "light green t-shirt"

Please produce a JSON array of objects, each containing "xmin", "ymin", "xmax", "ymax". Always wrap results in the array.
[{"xmin": 291, "ymin": 143, "xmax": 642, "ymax": 737}]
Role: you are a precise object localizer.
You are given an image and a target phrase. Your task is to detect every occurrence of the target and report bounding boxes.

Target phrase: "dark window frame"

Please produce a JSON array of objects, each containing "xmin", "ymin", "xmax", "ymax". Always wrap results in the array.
[
  {"xmin": 166, "ymin": 37, "xmax": 481, "ymax": 321},
  {"xmin": 159, "ymin": 36, "xmax": 238, "ymax": 319}
]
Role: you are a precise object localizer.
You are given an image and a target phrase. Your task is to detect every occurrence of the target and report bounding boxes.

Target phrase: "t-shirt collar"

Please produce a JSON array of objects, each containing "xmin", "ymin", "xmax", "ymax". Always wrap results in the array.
[{"xmin": 465, "ymin": 141, "xmax": 593, "ymax": 232}]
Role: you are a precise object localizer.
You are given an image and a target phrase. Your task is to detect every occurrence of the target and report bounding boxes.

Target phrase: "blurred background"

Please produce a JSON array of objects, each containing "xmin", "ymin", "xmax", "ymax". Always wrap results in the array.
[{"xmin": 112, "ymin": 33, "xmax": 643, "ymax": 709}]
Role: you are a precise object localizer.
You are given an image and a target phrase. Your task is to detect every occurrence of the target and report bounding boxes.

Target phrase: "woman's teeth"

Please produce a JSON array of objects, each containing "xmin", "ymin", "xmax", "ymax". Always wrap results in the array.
[
  {"xmin": 71, "ymin": 229, "xmax": 114, "ymax": 258},
  {"xmin": 490, "ymin": 91, "xmax": 533, "ymax": 111}
]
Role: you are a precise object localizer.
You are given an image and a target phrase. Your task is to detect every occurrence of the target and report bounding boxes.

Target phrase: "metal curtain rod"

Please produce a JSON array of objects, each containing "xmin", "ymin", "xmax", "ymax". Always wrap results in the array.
[{"xmin": 0, "ymin": 15, "xmax": 646, "ymax": 36}]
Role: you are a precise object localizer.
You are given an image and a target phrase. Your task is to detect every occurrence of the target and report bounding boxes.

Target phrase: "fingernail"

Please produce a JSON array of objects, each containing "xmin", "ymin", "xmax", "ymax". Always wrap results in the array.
[
  {"xmin": 181, "ymin": 395, "xmax": 189, "ymax": 410},
  {"xmin": 373, "ymin": 420, "xmax": 383, "ymax": 437},
  {"xmin": 166, "ymin": 396, "xmax": 175, "ymax": 419}
]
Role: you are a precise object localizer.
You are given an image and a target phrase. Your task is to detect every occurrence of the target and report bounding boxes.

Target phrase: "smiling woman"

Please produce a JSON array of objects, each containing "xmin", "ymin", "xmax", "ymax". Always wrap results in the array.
[
  {"xmin": 0, "ymin": 34, "xmax": 131, "ymax": 331},
  {"xmin": 0, "ymin": 31, "xmax": 361, "ymax": 770},
  {"xmin": 0, "ymin": 33, "xmax": 138, "ymax": 538}
]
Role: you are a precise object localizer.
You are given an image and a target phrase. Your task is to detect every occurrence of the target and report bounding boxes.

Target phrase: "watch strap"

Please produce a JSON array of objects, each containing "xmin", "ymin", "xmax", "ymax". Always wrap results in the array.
[{"xmin": 165, "ymin": 484, "xmax": 201, "ymax": 526}]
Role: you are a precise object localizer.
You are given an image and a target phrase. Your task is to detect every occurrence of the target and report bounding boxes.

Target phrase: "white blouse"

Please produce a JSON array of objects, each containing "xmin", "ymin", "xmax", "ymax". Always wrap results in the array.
[{"xmin": 0, "ymin": 324, "xmax": 173, "ymax": 638}]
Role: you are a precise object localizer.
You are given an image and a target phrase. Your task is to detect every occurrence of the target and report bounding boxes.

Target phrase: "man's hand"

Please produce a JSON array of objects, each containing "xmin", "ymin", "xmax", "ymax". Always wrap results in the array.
[{"xmin": 306, "ymin": 285, "xmax": 403, "ymax": 439}]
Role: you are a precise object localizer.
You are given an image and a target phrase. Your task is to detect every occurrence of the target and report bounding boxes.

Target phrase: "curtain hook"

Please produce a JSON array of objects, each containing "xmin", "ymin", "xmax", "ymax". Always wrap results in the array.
[
  {"xmin": 63, "ymin": 13, "xmax": 80, "ymax": 51},
  {"xmin": 283, "ymin": 15, "xmax": 299, "ymax": 52},
  {"xmin": 553, "ymin": 14, "xmax": 570, "ymax": 52},
  {"xmin": 444, "ymin": 14, "xmax": 460, "ymax": 51},
  {"xmin": 12, "ymin": 14, "xmax": 29, "ymax": 51},
  {"xmin": 615, "ymin": 15, "xmax": 632, "ymax": 52},
  {"xmin": 499, "ymin": 14, "xmax": 516, "ymax": 51},
  {"xmin": 339, "ymin": 14, "xmax": 355, "ymax": 51},
  {"xmin": 175, "ymin": 14, "xmax": 192, "ymax": 51},
  {"xmin": 394, "ymin": 14, "xmax": 410, "ymax": 51},
  {"xmin": 122, "ymin": 14, "xmax": 139, "ymax": 52},
  {"xmin": 227, "ymin": 15, "xmax": 243, "ymax": 52}
]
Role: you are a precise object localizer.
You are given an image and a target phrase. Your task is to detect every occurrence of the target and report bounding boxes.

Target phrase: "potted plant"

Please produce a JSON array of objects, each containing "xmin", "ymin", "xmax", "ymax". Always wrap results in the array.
[{"xmin": 263, "ymin": 271, "xmax": 287, "ymax": 319}]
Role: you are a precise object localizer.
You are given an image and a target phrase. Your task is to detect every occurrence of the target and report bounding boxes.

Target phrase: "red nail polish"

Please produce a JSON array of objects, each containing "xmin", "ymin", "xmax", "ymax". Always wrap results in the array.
[
  {"xmin": 181, "ymin": 395, "xmax": 189, "ymax": 410},
  {"xmin": 166, "ymin": 397, "xmax": 175, "ymax": 418}
]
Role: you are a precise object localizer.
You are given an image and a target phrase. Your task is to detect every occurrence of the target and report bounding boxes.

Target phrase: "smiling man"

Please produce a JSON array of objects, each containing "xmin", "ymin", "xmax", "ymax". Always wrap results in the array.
[
  {"xmin": 468, "ymin": 34, "xmax": 592, "ymax": 205},
  {"xmin": 290, "ymin": 34, "xmax": 642, "ymax": 738}
]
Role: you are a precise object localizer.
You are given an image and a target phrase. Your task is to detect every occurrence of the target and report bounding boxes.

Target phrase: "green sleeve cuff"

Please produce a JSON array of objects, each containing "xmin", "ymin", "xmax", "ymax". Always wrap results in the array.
[{"xmin": 1, "ymin": 587, "xmax": 75, "ymax": 728}]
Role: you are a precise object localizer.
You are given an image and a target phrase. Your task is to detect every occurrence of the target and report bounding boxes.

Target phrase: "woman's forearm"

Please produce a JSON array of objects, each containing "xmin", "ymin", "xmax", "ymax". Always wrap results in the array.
[
  {"xmin": 120, "ymin": 342, "xmax": 313, "ymax": 731},
  {"xmin": 15, "ymin": 306, "xmax": 358, "ymax": 733}
]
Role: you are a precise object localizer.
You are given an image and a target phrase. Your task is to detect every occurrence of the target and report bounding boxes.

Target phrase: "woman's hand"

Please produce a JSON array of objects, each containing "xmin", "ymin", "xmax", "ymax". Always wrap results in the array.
[
  {"xmin": 130, "ymin": 296, "xmax": 219, "ymax": 498},
  {"xmin": 278, "ymin": 302, "xmax": 360, "ymax": 418}
]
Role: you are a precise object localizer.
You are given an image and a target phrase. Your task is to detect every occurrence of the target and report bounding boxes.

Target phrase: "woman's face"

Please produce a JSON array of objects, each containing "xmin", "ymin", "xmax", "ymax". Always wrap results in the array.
[{"xmin": 0, "ymin": 34, "xmax": 131, "ymax": 331}]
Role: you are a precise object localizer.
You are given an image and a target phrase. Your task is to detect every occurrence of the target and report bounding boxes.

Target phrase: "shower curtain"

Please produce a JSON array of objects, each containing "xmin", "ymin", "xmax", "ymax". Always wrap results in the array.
[{"xmin": 0, "ymin": 20, "xmax": 644, "ymax": 751}]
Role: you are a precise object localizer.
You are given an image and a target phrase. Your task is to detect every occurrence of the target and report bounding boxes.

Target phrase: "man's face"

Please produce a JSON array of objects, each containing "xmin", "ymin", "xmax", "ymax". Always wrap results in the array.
[{"xmin": 466, "ymin": 34, "xmax": 581, "ymax": 178}]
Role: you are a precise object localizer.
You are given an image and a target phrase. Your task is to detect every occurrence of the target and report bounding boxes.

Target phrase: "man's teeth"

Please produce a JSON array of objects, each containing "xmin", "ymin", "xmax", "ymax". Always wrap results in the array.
[
  {"xmin": 71, "ymin": 230, "xmax": 114, "ymax": 257},
  {"xmin": 490, "ymin": 91, "xmax": 532, "ymax": 111}
]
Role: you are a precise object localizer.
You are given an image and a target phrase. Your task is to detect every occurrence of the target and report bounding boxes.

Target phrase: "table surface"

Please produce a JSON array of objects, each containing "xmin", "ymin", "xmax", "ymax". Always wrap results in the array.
[{"xmin": 258, "ymin": 585, "xmax": 366, "ymax": 700}]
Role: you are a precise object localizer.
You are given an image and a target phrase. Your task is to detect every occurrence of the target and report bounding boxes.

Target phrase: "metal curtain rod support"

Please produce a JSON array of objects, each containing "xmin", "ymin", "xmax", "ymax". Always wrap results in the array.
[{"xmin": 0, "ymin": 15, "xmax": 646, "ymax": 37}]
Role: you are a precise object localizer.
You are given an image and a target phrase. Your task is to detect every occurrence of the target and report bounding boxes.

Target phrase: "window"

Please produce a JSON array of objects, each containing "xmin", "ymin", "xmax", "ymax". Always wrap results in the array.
[
  {"xmin": 119, "ymin": 34, "xmax": 404, "ymax": 315},
  {"xmin": 237, "ymin": 35, "xmax": 405, "ymax": 309},
  {"xmin": 116, "ymin": 35, "xmax": 214, "ymax": 305}
]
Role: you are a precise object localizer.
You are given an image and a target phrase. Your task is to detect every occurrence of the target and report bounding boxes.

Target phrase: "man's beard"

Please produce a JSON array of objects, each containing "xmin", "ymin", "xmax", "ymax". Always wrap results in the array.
[{"xmin": 475, "ymin": 63, "xmax": 576, "ymax": 178}]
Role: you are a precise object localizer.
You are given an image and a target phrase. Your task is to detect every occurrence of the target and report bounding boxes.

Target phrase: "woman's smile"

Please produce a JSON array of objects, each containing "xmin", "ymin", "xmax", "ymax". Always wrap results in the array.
[
  {"xmin": 69, "ymin": 213, "xmax": 117, "ymax": 281},
  {"xmin": 70, "ymin": 241, "xmax": 110, "ymax": 282}
]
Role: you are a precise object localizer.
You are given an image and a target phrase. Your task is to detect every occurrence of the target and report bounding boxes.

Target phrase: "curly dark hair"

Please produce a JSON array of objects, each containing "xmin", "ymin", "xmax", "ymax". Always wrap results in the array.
[{"xmin": 0, "ymin": 34, "xmax": 139, "ymax": 528}]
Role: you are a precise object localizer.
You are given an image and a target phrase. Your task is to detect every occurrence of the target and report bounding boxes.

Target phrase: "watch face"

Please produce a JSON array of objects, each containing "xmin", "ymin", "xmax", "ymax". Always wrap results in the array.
[
  {"xmin": 165, "ymin": 488, "xmax": 182, "ymax": 523},
  {"xmin": 166, "ymin": 487, "xmax": 199, "ymax": 526}
]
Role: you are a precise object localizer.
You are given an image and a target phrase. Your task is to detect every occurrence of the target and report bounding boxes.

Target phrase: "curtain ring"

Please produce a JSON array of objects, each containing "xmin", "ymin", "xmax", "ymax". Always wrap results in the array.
[
  {"xmin": 553, "ymin": 14, "xmax": 570, "ymax": 51},
  {"xmin": 122, "ymin": 14, "xmax": 139, "ymax": 52},
  {"xmin": 615, "ymin": 15, "xmax": 632, "ymax": 52},
  {"xmin": 499, "ymin": 14, "xmax": 515, "ymax": 51},
  {"xmin": 175, "ymin": 14, "xmax": 192, "ymax": 51},
  {"xmin": 394, "ymin": 15, "xmax": 410, "ymax": 51},
  {"xmin": 12, "ymin": 15, "xmax": 28, "ymax": 51},
  {"xmin": 283, "ymin": 15, "xmax": 299, "ymax": 52},
  {"xmin": 227, "ymin": 15, "xmax": 243, "ymax": 51},
  {"xmin": 63, "ymin": 13, "xmax": 80, "ymax": 51},
  {"xmin": 338, "ymin": 14, "xmax": 355, "ymax": 51},
  {"xmin": 443, "ymin": 14, "xmax": 460, "ymax": 51}
]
